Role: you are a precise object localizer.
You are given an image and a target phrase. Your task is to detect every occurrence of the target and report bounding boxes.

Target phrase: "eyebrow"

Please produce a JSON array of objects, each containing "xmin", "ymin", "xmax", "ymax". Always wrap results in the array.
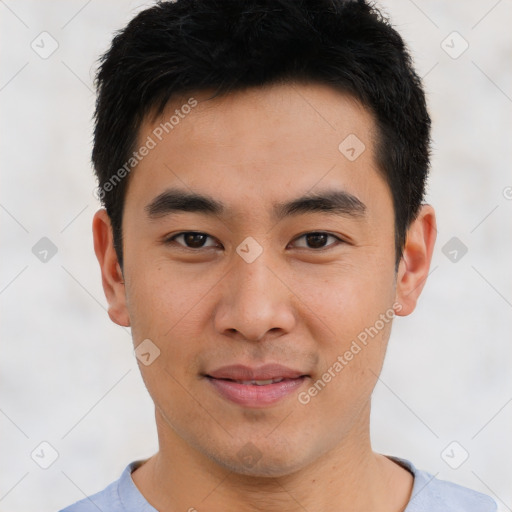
[{"xmin": 145, "ymin": 187, "xmax": 366, "ymax": 221}]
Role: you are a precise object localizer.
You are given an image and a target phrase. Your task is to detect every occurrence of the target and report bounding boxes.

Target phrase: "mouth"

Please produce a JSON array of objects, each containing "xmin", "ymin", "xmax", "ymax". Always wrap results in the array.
[
  {"xmin": 204, "ymin": 366, "xmax": 309, "ymax": 407},
  {"xmin": 208, "ymin": 377, "xmax": 298, "ymax": 386},
  {"xmin": 205, "ymin": 363, "xmax": 308, "ymax": 381}
]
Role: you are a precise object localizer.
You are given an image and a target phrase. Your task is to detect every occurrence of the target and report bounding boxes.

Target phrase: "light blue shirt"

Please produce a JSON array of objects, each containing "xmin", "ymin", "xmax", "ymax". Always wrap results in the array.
[{"xmin": 59, "ymin": 455, "xmax": 497, "ymax": 511}]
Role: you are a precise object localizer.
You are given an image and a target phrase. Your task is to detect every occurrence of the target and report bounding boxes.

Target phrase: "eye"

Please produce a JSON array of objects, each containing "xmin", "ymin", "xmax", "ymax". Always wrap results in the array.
[
  {"xmin": 290, "ymin": 232, "xmax": 343, "ymax": 250},
  {"xmin": 165, "ymin": 231, "xmax": 221, "ymax": 249},
  {"xmin": 164, "ymin": 231, "xmax": 344, "ymax": 251}
]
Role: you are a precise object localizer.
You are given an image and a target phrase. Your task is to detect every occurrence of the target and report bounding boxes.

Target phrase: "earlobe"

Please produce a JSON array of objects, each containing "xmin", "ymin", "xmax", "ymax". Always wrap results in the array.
[
  {"xmin": 395, "ymin": 205, "xmax": 437, "ymax": 316},
  {"xmin": 92, "ymin": 209, "xmax": 131, "ymax": 327}
]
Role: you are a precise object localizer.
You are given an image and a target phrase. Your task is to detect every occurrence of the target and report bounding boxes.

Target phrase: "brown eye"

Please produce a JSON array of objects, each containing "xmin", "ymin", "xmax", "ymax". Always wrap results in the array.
[
  {"xmin": 291, "ymin": 232, "xmax": 342, "ymax": 250},
  {"xmin": 166, "ymin": 232, "xmax": 219, "ymax": 249}
]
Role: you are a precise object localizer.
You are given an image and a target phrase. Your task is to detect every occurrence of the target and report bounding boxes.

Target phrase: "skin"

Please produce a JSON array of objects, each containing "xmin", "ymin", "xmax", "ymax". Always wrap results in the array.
[{"xmin": 93, "ymin": 82, "xmax": 436, "ymax": 512}]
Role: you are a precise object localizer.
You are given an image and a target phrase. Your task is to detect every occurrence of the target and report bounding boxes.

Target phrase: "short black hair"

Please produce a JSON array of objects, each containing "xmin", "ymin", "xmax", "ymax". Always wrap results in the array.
[{"xmin": 93, "ymin": 0, "xmax": 431, "ymax": 270}]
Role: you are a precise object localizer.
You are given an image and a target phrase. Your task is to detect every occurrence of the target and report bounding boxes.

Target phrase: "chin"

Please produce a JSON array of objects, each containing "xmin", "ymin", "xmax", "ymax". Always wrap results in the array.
[
  {"xmin": 208, "ymin": 441, "xmax": 314, "ymax": 478},
  {"xmin": 225, "ymin": 458, "xmax": 305, "ymax": 478}
]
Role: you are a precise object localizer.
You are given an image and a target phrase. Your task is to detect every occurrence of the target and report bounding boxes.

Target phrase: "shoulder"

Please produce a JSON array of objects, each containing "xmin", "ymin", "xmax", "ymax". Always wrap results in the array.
[
  {"xmin": 57, "ymin": 460, "xmax": 148, "ymax": 512},
  {"xmin": 388, "ymin": 456, "xmax": 497, "ymax": 512},
  {"xmin": 58, "ymin": 479, "xmax": 120, "ymax": 511}
]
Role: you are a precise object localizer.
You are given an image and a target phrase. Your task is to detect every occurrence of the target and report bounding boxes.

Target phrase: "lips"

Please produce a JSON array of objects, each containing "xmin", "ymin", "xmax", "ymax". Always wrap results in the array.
[
  {"xmin": 204, "ymin": 364, "xmax": 309, "ymax": 407},
  {"xmin": 234, "ymin": 377, "xmax": 286, "ymax": 385},
  {"xmin": 206, "ymin": 363, "xmax": 307, "ymax": 382}
]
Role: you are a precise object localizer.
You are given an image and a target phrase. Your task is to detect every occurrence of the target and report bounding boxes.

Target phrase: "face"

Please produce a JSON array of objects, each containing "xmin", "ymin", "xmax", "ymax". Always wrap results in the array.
[{"xmin": 94, "ymin": 82, "xmax": 436, "ymax": 477}]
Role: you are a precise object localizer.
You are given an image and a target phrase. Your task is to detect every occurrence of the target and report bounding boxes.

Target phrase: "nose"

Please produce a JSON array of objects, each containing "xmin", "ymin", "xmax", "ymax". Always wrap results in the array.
[{"xmin": 213, "ymin": 248, "xmax": 297, "ymax": 342}]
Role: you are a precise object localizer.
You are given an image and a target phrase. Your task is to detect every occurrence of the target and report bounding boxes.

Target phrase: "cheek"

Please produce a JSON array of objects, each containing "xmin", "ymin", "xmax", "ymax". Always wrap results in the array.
[
  {"xmin": 124, "ymin": 257, "xmax": 209, "ymax": 338},
  {"xmin": 124, "ymin": 266, "xmax": 206, "ymax": 409},
  {"xmin": 295, "ymin": 259, "xmax": 396, "ymax": 339},
  {"xmin": 123, "ymin": 259, "xmax": 220, "ymax": 405},
  {"xmin": 298, "ymin": 310, "xmax": 394, "ymax": 434},
  {"xmin": 296, "ymin": 259, "xmax": 396, "ymax": 404}
]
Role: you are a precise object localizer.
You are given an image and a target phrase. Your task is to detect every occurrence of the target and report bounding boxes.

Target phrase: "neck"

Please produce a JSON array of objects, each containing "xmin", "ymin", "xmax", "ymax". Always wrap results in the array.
[{"xmin": 132, "ymin": 404, "xmax": 413, "ymax": 512}]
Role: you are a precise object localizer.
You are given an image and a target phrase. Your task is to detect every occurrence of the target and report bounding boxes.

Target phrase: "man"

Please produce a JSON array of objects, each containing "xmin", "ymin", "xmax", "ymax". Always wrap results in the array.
[{"xmin": 60, "ymin": 0, "xmax": 497, "ymax": 510}]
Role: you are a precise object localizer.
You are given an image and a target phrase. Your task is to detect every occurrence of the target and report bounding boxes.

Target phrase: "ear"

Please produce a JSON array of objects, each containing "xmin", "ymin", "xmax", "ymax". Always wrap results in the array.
[
  {"xmin": 395, "ymin": 204, "xmax": 437, "ymax": 316},
  {"xmin": 92, "ymin": 208, "xmax": 130, "ymax": 327}
]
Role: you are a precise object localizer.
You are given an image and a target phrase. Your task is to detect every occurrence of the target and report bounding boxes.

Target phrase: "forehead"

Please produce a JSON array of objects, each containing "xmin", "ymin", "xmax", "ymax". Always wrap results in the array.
[
  {"xmin": 143, "ymin": 82, "xmax": 376, "ymax": 159},
  {"xmin": 125, "ymin": 82, "xmax": 389, "ymax": 218}
]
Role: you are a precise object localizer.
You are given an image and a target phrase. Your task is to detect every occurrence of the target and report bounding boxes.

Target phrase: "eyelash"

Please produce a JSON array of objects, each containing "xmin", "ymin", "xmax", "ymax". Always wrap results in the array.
[{"xmin": 164, "ymin": 231, "xmax": 345, "ymax": 251}]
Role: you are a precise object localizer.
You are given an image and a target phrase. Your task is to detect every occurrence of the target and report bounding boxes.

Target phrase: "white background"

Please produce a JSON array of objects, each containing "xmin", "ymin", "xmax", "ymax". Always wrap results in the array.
[{"xmin": 1, "ymin": 1, "xmax": 511, "ymax": 511}]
